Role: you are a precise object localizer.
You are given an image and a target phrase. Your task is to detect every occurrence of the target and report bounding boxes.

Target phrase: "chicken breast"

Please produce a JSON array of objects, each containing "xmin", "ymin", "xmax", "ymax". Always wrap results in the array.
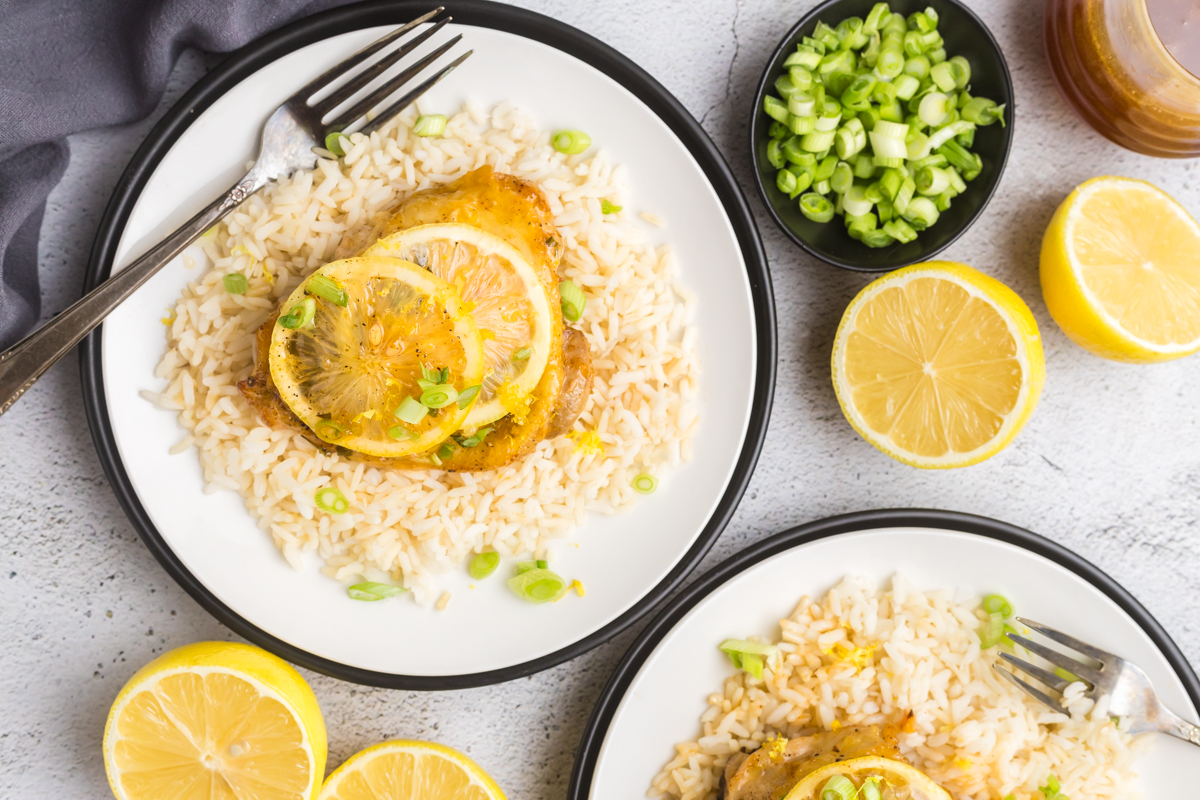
[
  {"xmin": 721, "ymin": 726, "xmax": 904, "ymax": 800},
  {"xmin": 238, "ymin": 167, "xmax": 593, "ymax": 471}
]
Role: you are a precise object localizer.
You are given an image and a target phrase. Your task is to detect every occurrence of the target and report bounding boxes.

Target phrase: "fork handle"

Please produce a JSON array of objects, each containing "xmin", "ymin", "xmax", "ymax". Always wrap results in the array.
[
  {"xmin": 0, "ymin": 173, "xmax": 262, "ymax": 417},
  {"xmin": 1160, "ymin": 707, "xmax": 1200, "ymax": 747}
]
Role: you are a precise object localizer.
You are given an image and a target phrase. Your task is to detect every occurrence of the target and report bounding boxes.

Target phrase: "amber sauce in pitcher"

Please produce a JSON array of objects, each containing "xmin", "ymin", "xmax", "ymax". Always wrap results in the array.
[{"xmin": 1044, "ymin": 0, "xmax": 1200, "ymax": 157}]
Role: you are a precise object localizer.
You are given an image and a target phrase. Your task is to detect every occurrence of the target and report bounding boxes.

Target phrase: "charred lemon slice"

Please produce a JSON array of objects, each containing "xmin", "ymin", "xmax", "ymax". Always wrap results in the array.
[
  {"xmin": 784, "ymin": 756, "xmax": 953, "ymax": 800},
  {"xmin": 365, "ymin": 224, "xmax": 553, "ymax": 429},
  {"xmin": 269, "ymin": 256, "xmax": 484, "ymax": 458}
]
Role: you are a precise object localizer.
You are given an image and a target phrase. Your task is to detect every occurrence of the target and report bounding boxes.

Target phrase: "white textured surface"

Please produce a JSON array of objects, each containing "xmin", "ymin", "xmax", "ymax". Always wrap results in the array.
[{"xmin": 2, "ymin": 1, "xmax": 1200, "ymax": 797}]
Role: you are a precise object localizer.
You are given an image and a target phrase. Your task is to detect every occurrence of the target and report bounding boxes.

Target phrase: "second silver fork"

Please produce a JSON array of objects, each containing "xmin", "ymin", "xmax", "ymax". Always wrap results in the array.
[
  {"xmin": 0, "ymin": 7, "xmax": 471, "ymax": 418},
  {"xmin": 995, "ymin": 616, "xmax": 1200, "ymax": 746}
]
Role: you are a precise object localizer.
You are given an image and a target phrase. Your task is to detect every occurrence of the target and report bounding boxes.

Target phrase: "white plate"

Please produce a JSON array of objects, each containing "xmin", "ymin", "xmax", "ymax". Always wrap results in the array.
[
  {"xmin": 576, "ymin": 513, "xmax": 1200, "ymax": 798},
  {"xmin": 81, "ymin": 8, "xmax": 772, "ymax": 686}
]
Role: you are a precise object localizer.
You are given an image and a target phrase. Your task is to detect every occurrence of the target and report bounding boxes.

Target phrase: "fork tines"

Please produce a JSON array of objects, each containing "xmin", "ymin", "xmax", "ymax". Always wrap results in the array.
[
  {"xmin": 993, "ymin": 617, "xmax": 1117, "ymax": 713},
  {"xmin": 287, "ymin": 7, "xmax": 472, "ymax": 140}
]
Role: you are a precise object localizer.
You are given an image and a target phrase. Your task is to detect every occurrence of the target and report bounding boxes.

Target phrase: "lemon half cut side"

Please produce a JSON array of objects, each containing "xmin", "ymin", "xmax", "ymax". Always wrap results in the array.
[
  {"xmin": 318, "ymin": 739, "xmax": 506, "ymax": 800},
  {"xmin": 103, "ymin": 641, "xmax": 326, "ymax": 800},
  {"xmin": 831, "ymin": 261, "xmax": 1044, "ymax": 469},
  {"xmin": 269, "ymin": 256, "xmax": 485, "ymax": 458},
  {"xmin": 783, "ymin": 756, "xmax": 953, "ymax": 800},
  {"xmin": 1041, "ymin": 175, "xmax": 1200, "ymax": 362},
  {"xmin": 365, "ymin": 224, "xmax": 554, "ymax": 429}
]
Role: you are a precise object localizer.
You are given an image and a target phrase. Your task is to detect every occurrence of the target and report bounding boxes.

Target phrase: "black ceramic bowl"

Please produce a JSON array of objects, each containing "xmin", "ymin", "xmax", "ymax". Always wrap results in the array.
[{"xmin": 750, "ymin": 0, "xmax": 1014, "ymax": 272}]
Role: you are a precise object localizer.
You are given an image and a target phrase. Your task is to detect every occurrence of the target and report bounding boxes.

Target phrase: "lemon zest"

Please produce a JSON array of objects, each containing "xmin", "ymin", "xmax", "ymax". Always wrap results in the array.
[
  {"xmin": 830, "ymin": 718, "xmax": 843, "ymax": 732},
  {"xmin": 479, "ymin": 329, "xmax": 496, "ymax": 342},
  {"xmin": 570, "ymin": 579, "xmax": 585, "ymax": 597},
  {"xmin": 764, "ymin": 734, "xmax": 788, "ymax": 762},
  {"xmin": 823, "ymin": 641, "xmax": 877, "ymax": 672},
  {"xmin": 953, "ymin": 757, "xmax": 972, "ymax": 771},
  {"xmin": 568, "ymin": 429, "xmax": 604, "ymax": 454},
  {"xmin": 498, "ymin": 381, "xmax": 532, "ymax": 425},
  {"xmin": 353, "ymin": 409, "xmax": 380, "ymax": 423},
  {"xmin": 161, "ymin": 308, "xmax": 176, "ymax": 326}
]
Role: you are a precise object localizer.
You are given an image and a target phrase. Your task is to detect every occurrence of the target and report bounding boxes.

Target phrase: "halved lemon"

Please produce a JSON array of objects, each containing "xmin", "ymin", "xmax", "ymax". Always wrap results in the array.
[
  {"xmin": 1041, "ymin": 175, "xmax": 1200, "ymax": 362},
  {"xmin": 103, "ymin": 641, "xmax": 326, "ymax": 800},
  {"xmin": 269, "ymin": 256, "xmax": 484, "ymax": 458},
  {"xmin": 783, "ymin": 756, "xmax": 952, "ymax": 800},
  {"xmin": 831, "ymin": 261, "xmax": 1044, "ymax": 469},
  {"xmin": 365, "ymin": 224, "xmax": 554, "ymax": 429},
  {"xmin": 319, "ymin": 740, "xmax": 505, "ymax": 800}
]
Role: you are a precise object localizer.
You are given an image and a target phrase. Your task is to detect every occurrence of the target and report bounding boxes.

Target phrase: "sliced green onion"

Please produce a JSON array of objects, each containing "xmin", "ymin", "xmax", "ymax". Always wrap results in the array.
[
  {"xmin": 861, "ymin": 229, "xmax": 895, "ymax": 248},
  {"xmin": 277, "ymin": 297, "xmax": 316, "ymax": 329},
  {"xmin": 800, "ymin": 130, "xmax": 835, "ymax": 152},
  {"xmin": 507, "ymin": 568, "xmax": 568, "ymax": 604},
  {"xmin": 348, "ymin": 581, "xmax": 405, "ymax": 601},
  {"xmin": 456, "ymin": 384, "xmax": 481, "ymax": 410},
  {"xmin": 917, "ymin": 166, "xmax": 952, "ymax": 196},
  {"xmin": 949, "ymin": 55, "xmax": 971, "ymax": 88},
  {"xmin": 864, "ymin": 3, "xmax": 890, "ymax": 34},
  {"xmin": 469, "ymin": 552, "xmax": 500, "ymax": 580},
  {"xmin": 928, "ymin": 47, "xmax": 947, "ymax": 64},
  {"xmin": 979, "ymin": 611, "xmax": 1005, "ymax": 648},
  {"xmin": 853, "ymin": 153, "xmax": 876, "ymax": 179},
  {"xmin": 387, "ymin": 425, "xmax": 413, "ymax": 441},
  {"xmin": 846, "ymin": 212, "xmax": 878, "ymax": 240},
  {"xmin": 788, "ymin": 93, "xmax": 817, "ymax": 116},
  {"xmin": 788, "ymin": 114, "xmax": 817, "ymax": 135},
  {"xmin": 800, "ymin": 193, "xmax": 835, "ymax": 223},
  {"xmin": 306, "ymin": 274, "xmax": 348, "ymax": 307},
  {"xmin": 842, "ymin": 186, "xmax": 874, "ymax": 217},
  {"xmin": 413, "ymin": 114, "xmax": 447, "ymax": 137},
  {"xmin": 775, "ymin": 74, "xmax": 799, "ymax": 98},
  {"xmin": 893, "ymin": 176, "xmax": 916, "ymax": 213},
  {"xmin": 876, "ymin": 47, "xmax": 904, "ymax": 78},
  {"xmin": 559, "ymin": 279, "xmax": 585, "ymax": 322},
  {"xmin": 718, "ymin": 639, "xmax": 778, "ymax": 679},
  {"xmin": 830, "ymin": 161, "xmax": 854, "ymax": 194},
  {"xmin": 314, "ymin": 419, "xmax": 346, "ymax": 441},
  {"xmin": 324, "ymin": 131, "xmax": 347, "ymax": 156},
  {"xmin": 436, "ymin": 441, "xmax": 456, "ymax": 460},
  {"xmin": 769, "ymin": 120, "xmax": 790, "ymax": 140},
  {"xmin": 982, "ymin": 594, "xmax": 1014, "ymax": 617},
  {"xmin": 893, "ymin": 74, "xmax": 921, "ymax": 102},
  {"xmin": 511, "ymin": 347, "xmax": 532, "ymax": 362},
  {"xmin": 861, "ymin": 777, "xmax": 884, "ymax": 800},
  {"xmin": 904, "ymin": 54, "xmax": 931, "ymax": 80},
  {"xmin": 514, "ymin": 561, "xmax": 538, "ymax": 576},
  {"xmin": 928, "ymin": 120, "xmax": 975, "ymax": 150},
  {"xmin": 962, "ymin": 96, "xmax": 1005, "ymax": 126},
  {"xmin": 601, "ymin": 199, "xmax": 623, "ymax": 214},
  {"xmin": 903, "ymin": 196, "xmax": 939, "ymax": 230},
  {"xmin": 632, "ymin": 473, "xmax": 658, "ymax": 494},
  {"xmin": 315, "ymin": 486, "xmax": 350, "ymax": 514},
  {"xmin": 883, "ymin": 218, "xmax": 918, "ymax": 243},
  {"xmin": 821, "ymin": 775, "xmax": 856, "ymax": 800},
  {"xmin": 764, "ymin": 96, "xmax": 790, "ymax": 123},
  {"xmin": 536, "ymin": 559, "xmax": 549, "ymax": 569},
  {"xmin": 420, "ymin": 384, "xmax": 458, "ymax": 409},
  {"xmin": 223, "ymin": 273, "xmax": 249, "ymax": 295},
  {"xmin": 767, "ymin": 139, "xmax": 786, "ymax": 169},
  {"xmin": 394, "ymin": 396, "xmax": 428, "ymax": 424},
  {"xmin": 551, "ymin": 129, "xmax": 592, "ymax": 154},
  {"xmin": 777, "ymin": 169, "xmax": 798, "ymax": 195},
  {"xmin": 918, "ymin": 92, "xmax": 952, "ymax": 127},
  {"xmin": 455, "ymin": 426, "xmax": 492, "ymax": 448},
  {"xmin": 930, "ymin": 61, "xmax": 957, "ymax": 92}
]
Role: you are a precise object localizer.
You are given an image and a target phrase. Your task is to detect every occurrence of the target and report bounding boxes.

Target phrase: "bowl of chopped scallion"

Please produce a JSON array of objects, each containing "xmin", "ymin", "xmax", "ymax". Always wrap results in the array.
[{"xmin": 750, "ymin": 0, "xmax": 1014, "ymax": 272}]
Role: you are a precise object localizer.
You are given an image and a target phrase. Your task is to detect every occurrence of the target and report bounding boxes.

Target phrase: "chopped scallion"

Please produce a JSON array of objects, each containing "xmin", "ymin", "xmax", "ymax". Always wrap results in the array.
[
  {"xmin": 315, "ymin": 486, "xmax": 350, "ymax": 514},
  {"xmin": 348, "ymin": 581, "xmax": 405, "ymax": 601},
  {"xmin": 551, "ymin": 129, "xmax": 592, "ymax": 154},
  {"xmin": 420, "ymin": 384, "xmax": 458, "ymax": 409},
  {"xmin": 600, "ymin": 199, "xmax": 622, "ymax": 214},
  {"xmin": 512, "ymin": 347, "xmax": 532, "ymax": 362},
  {"xmin": 223, "ymin": 273, "xmax": 249, "ymax": 295},
  {"xmin": 507, "ymin": 567, "xmax": 568, "ymax": 604},
  {"xmin": 324, "ymin": 131, "xmax": 347, "ymax": 156},
  {"xmin": 559, "ymin": 279, "xmax": 585, "ymax": 322},
  {"xmin": 632, "ymin": 473, "xmax": 658, "ymax": 494},
  {"xmin": 306, "ymin": 274, "xmax": 348, "ymax": 307},
  {"xmin": 387, "ymin": 425, "xmax": 413, "ymax": 441},
  {"xmin": 456, "ymin": 384, "xmax": 481, "ymax": 410},
  {"xmin": 394, "ymin": 396, "xmax": 428, "ymax": 424},
  {"xmin": 820, "ymin": 775, "xmax": 857, "ymax": 800},
  {"xmin": 718, "ymin": 639, "xmax": 778, "ymax": 679},
  {"xmin": 800, "ymin": 192, "xmax": 835, "ymax": 223},
  {"xmin": 314, "ymin": 419, "xmax": 346, "ymax": 442},
  {"xmin": 455, "ymin": 427, "xmax": 492, "ymax": 448},
  {"xmin": 277, "ymin": 297, "xmax": 316, "ymax": 329},
  {"xmin": 468, "ymin": 552, "xmax": 500, "ymax": 580},
  {"xmin": 982, "ymin": 593, "xmax": 1013, "ymax": 617},
  {"xmin": 413, "ymin": 114, "xmax": 447, "ymax": 137}
]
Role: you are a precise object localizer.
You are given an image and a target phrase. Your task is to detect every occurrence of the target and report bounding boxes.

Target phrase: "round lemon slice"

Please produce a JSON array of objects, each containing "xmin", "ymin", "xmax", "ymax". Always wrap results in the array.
[
  {"xmin": 1041, "ymin": 175, "xmax": 1200, "ymax": 363},
  {"xmin": 103, "ymin": 641, "xmax": 326, "ymax": 800},
  {"xmin": 832, "ymin": 261, "xmax": 1044, "ymax": 469},
  {"xmin": 269, "ymin": 256, "xmax": 484, "ymax": 458},
  {"xmin": 365, "ymin": 223, "xmax": 554, "ymax": 429},
  {"xmin": 783, "ymin": 756, "xmax": 953, "ymax": 800},
  {"xmin": 318, "ymin": 739, "xmax": 506, "ymax": 800}
]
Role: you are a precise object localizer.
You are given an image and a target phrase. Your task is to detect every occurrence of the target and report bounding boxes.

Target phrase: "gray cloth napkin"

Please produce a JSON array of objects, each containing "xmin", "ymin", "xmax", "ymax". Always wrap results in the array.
[{"xmin": 0, "ymin": 0, "xmax": 355, "ymax": 349}]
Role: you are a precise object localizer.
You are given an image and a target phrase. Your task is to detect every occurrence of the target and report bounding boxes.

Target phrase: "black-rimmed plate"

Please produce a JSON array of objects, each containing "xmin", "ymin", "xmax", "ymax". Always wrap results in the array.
[
  {"xmin": 80, "ymin": 0, "xmax": 775, "ymax": 689},
  {"xmin": 569, "ymin": 509, "xmax": 1200, "ymax": 798}
]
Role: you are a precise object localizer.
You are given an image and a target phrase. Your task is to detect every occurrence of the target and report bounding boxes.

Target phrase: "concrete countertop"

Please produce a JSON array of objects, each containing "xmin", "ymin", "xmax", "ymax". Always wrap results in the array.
[{"xmin": 3, "ymin": 1, "xmax": 1199, "ymax": 797}]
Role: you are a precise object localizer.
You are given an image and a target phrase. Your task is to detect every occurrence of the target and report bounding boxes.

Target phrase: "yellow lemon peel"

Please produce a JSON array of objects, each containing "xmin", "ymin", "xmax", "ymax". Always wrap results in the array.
[
  {"xmin": 498, "ymin": 381, "xmax": 532, "ymax": 425},
  {"xmin": 823, "ymin": 641, "xmax": 877, "ymax": 671},
  {"xmin": 765, "ymin": 734, "xmax": 789, "ymax": 762},
  {"xmin": 568, "ymin": 429, "xmax": 604, "ymax": 454},
  {"xmin": 161, "ymin": 308, "xmax": 176, "ymax": 326},
  {"xmin": 830, "ymin": 718, "xmax": 843, "ymax": 732},
  {"xmin": 570, "ymin": 579, "xmax": 585, "ymax": 597},
  {"xmin": 953, "ymin": 757, "xmax": 973, "ymax": 771}
]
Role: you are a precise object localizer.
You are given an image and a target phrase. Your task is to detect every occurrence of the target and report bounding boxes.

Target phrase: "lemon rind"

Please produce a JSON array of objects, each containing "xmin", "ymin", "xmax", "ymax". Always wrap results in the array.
[
  {"xmin": 318, "ymin": 739, "xmax": 506, "ymax": 800},
  {"xmin": 831, "ymin": 262, "xmax": 1044, "ymax": 469},
  {"xmin": 782, "ymin": 755, "xmax": 952, "ymax": 800},
  {"xmin": 365, "ymin": 223, "xmax": 554, "ymax": 429}
]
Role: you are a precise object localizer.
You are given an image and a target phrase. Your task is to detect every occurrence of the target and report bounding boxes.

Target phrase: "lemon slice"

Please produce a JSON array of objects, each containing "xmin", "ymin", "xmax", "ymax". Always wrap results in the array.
[
  {"xmin": 319, "ymin": 740, "xmax": 506, "ymax": 800},
  {"xmin": 831, "ymin": 261, "xmax": 1044, "ymax": 469},
  {"xmin": 365, "ymin": 224, "xmax": 554, "ymax": 429},
  {"xmin": 1040, "ymin": 175, "xmax": 1200, "ymax": 362},
  {"xmin": 783, "ymin": 756, "xmax": 952, "ymax": 800},
  {"xmin": 103, "ymin": 641, "xmax": 326, "ymax": 800},
  {"xmin": 269, "ymin": 256, "xmax": 484, "ymax": 458}
]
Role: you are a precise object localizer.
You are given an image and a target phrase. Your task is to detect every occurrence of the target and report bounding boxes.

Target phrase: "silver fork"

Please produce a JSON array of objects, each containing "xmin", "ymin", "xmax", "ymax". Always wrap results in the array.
[
  {"xmin": 994, "ymin": 616, "xmax": 1200, "ymax": 746},
  {"xmin": 0, "ymin": 8, "xmax": 471, "ymax": 417}
]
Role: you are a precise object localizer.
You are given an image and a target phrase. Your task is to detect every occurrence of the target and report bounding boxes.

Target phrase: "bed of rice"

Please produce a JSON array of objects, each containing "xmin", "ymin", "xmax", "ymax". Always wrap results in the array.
[
  {"xmin": 147, "ymin": 101, "xmax": 699, "ymax": 606},
  {"xmin": 651, "ymin": 575, "xmax": 1146, "ymax": 800}
]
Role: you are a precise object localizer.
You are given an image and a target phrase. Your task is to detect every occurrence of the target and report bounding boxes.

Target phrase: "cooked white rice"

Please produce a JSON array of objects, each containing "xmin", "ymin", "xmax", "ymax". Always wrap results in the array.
[
  {"xmin": 150, "ymin": 101, "xmax": 699, "ymax": 605},
  {"xmin": 651, "ymin": 575, "xmax": 1146, "ymax": 800}
]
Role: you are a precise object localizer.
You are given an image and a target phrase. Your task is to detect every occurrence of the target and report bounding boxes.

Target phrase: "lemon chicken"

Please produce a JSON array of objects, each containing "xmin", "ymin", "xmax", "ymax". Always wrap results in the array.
[
  {"xmin": 238, "ymin": 167, "xmax": 593, "ymax": 471},
  {"xmin": 722, "ymin": 725, "xmax": 952, "ymax": 800}
]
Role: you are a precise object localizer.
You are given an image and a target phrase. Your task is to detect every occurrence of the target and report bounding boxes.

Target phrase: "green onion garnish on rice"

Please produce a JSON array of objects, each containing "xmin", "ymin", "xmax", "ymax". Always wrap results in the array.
[
  {"xmin": 324, "ymin": 131, "xmax": 347, "ymax": 156},
  {"xmin": 306, "ymin": 274, "xmax": 348, "ymax": 307},
  {"xmin": 508, "ymin": 567, "xmax": 568, "ymax": 603},
  {"xmin": 536, "ymin": 559, "xmax": 548, "ymax": 569},
  {"xmin": 413, "ymin": 114, "xmax": 448, "ymax": 137},
  {"xmin": 347, "ymin": 581, "xmax": 405, "ymax": 601},
  {"xmin": 558, "ymin": 279, "xmax": 585, "ymax": 322},
  {"xmin": 315, "ymin": 486, "xmax": 350, "ymax": 514},
  {"xmin": 468, "ymin": 552, "xmax": 500, "ymax": 580},
  {"xmin": 718, "ymin": 639, "xmax": 778, "ymax": 680},
  {"xmin": 820, "ymin": 774, "xmax": 856, "ymax": 800},
  {"xmin": 601, "ymin": 199, "xmax": 622, "ymax": 214},
  {"xmin": 394, "ymin": 396, "xmax": 428, "ymax": 424},
  {"xmin": 551, "ymin": 129, "xmax": 592, "ymax": 154},
  {"xmin": 632, "ymin": 473, "xmax": 658, "ymax": 494},
  {"xmin": 223, "ymin": 274, "xmax": 248, "ymax": 295},
  {"xmin": 1038, "ymin": 774, "xmax": 1068, "ymax": 800},
  {"xmin": 982, "ymin": 593, "xmax": 1013, "ymax": 617},
  {"xmin": 278, "ymin": 297, "xmax": 316, "ymax": 329}
]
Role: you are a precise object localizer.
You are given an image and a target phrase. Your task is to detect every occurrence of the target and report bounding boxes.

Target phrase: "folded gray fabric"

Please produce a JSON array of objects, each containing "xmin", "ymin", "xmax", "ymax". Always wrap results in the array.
[{"xmin": 0, "ymin": 0, "xmax": 355, "ymax": 349}]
